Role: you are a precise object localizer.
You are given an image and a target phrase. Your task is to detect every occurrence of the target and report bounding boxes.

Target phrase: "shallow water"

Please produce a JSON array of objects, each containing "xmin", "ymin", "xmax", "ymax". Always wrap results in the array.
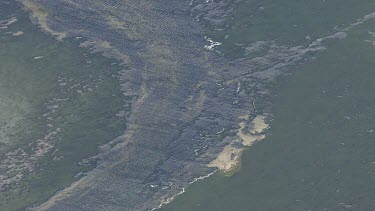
[
  {"xmin": 1, "ymin": 0, "xmax": 375, "ymax": 210},
  {"xmin": 0, "ymin": 2, "xmax": 131, "ymax": 210},
  {"xmin": 162, "ymin": 2, "xmax": 375, "ymax": 210}
]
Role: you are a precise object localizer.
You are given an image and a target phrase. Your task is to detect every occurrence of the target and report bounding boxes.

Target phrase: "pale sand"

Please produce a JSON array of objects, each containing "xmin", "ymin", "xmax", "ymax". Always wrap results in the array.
[
  {"xmin": 238, "ymin": 121, "xmax": 266, "ymax": 147},
  {"xmin": 79, "ymin": 39, "xmax": 131, "ymax": 65},
  {"xmin": 31, "ymin": 174, "xmax": 95, "ymax": 211},
  {"xmin": 0, "ymin": 17, "xmax": 18, "ymax": 30},
  {"xmin": 208, "ymin": 114, "xmax": 269, "ymax": 172},
  {"xmin": 20, "ymin": 0, "xmax": 67, "ymax": 40},
  {"xmin": 249, "ymin": 115, "xmax": 269, "ymax": 134},
  {"xmin": 207, "ymin": 144, "xmax": 243, "ymax": 172},
  {"xmin": 12, "ymin": 31, "xmax": 24, "ymax": 36}
]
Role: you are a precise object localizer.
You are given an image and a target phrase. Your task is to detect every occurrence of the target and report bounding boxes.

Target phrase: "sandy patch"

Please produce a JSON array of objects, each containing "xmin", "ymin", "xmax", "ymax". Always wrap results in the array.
[
  {"xmin": 31, "ymin": 174, "xmax": 95, "ymax": 211},
  {"xmin": 207, "ymin": 144, "xmax": 243, "ymax": 172},
  {"xmin": 249, "ymin": 115, "xmax": 269, "ymax": 134},
  {"xmin": 20, "ymin": 0, "xmax": 67, "ymax": 40},
  {"xmin": 208, "ymin": 114, "xmax": 269, "ymax": 172},
  {"xmin": 238, "ymin": 121, "xmax": 266, "ymax": 146},
  {"xmin": 12, "ymin": 31, "xmax": 24, "ymax": 36},
  {"xmin": 79, "ymin": 39, "xmax": 131, "ymax": 64},
  {"xmin": 106, "ymin": 16, "xmax": 126, "ymax": 30},
  {"xmin": 0, "ymin": 17, "xmax": 18, "ymax": 29}
]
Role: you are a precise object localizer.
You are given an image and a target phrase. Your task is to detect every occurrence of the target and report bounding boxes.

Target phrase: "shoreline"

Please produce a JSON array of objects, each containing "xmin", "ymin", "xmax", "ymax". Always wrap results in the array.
[
  {"xmin": 6, "ymin": 0, "xmax": 375, "ymax": 210},
  {"xmin": 151, "ymin": 170, "xmax": 217, "ymax": 211},
  {"xmin": 207, "ymin": 114, "xmax": 270, "ymax": 173}
]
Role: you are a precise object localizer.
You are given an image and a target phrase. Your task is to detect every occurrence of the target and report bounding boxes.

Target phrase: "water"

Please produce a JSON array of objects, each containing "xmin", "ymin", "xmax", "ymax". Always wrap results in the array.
[
  {"xmin": 0, "ymin": 2, "xmax": 132, "ymax": 210},
  {"xmin": 1, "ymin": 0, "xmax": 375, "ymax": 210},
  {"xmin": 162, "ymin": 2, "xmax": 375, "ymax": 210}
]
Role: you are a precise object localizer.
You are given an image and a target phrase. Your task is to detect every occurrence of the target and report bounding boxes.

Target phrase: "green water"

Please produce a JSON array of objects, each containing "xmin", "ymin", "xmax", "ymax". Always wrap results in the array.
[
  {"xmin": 2, "ymin": 0, "xmax": 375, "ymax": 210},
  {"xmin": 203, "ymin": 0, "xmax": 375, "ymax": 59},
  {"xmin": 0, "ymin": 3, "xmax": 132, "ymax": 210},
  {"xmin": 162, "ymin": 3, "xmax": 375, "ymax": 211}
]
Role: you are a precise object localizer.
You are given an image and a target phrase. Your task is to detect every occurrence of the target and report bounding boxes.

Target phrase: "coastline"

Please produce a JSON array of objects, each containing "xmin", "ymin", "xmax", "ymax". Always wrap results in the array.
[
  {"xmin": 207, "ymin": 114, "xmax": 269, "ymax": 173},
  {"xmin": 4, "ymin": 0, "xmax": 375, "ymax": 210},
  {"xmin": 14, "ymin": 1, "xmax": 270, "ymax": 209},
  {"xmin": 160, "ymin": 10, "xmax": 375, "ymax": 209}
]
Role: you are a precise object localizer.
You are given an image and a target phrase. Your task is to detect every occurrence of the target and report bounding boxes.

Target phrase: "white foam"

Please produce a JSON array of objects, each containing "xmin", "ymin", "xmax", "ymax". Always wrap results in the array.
[
  {"xmin": 152, "ymin": 170, "xmax": 217, "ymax": 210},
  {"xmin": 204, "ymin": 36, "xmax": 222, "ymax": 50}
]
